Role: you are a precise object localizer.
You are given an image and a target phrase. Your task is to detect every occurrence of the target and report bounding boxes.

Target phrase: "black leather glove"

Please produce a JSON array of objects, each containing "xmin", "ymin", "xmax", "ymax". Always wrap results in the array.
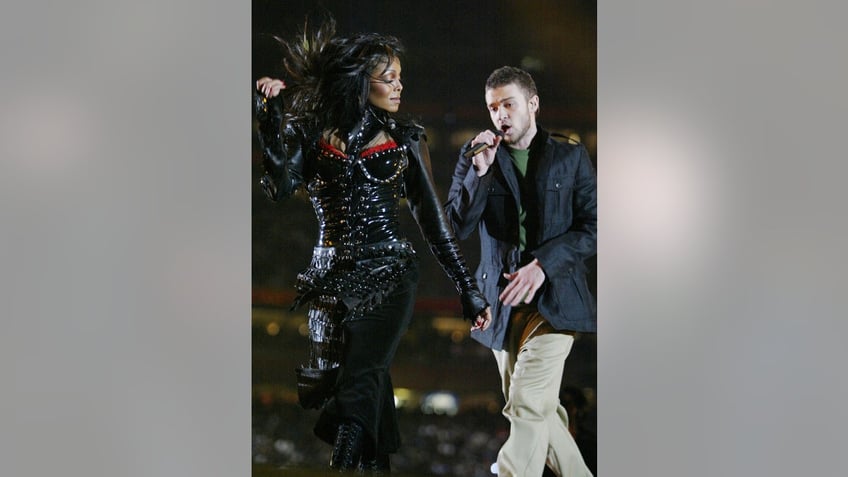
[
  {"xmin": 254, "ymin": 88, "xmax": 283, "ymax": 132},
  {"xmin": 254, "ymin": 89, "xmax": 305, "ymax": 200},
  {"xmin": 429, "ymin": 238, "xmax": 489, "ymax": 321}
]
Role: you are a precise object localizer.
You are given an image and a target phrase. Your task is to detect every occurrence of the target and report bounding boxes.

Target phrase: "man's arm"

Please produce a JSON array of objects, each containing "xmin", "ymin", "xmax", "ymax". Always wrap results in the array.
[{"xmin": 444, "ymin": 139, "xmax": 496, "ymax": 240}]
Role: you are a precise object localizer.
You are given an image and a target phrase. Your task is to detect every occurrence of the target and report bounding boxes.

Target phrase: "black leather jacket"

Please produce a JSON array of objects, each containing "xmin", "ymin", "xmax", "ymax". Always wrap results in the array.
[{"xmin": 254, "ymin": 93, "xmax": 488, "ymax": 321}]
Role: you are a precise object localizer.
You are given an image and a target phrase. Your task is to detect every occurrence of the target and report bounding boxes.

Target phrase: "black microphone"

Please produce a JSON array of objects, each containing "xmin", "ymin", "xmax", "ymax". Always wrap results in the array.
[{"xmin": 463, "ymin": 130, "xmax": 504, "ymax": 159}]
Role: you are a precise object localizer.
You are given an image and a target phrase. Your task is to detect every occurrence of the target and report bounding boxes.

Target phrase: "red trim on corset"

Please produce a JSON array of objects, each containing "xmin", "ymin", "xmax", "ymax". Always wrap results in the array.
[
  {"xmin": 361, "ymin": 140, "xmax": 398, "ymax": 156},
  {"xmin": 318, "ymin": 138, "xmax": 398, "ymax": 158}
]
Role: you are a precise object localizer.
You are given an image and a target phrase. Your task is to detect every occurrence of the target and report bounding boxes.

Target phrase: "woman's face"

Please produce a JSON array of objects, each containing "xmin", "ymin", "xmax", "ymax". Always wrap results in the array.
[{"xmin": 368, "ymin": 57, "xmax": 403, "ymax": 113}]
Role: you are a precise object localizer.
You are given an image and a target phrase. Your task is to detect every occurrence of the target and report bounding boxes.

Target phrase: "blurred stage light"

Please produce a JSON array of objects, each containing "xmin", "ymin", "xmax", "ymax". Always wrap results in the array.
[
  {"xmin": 421, "ymin": 391, "xmax": 459, "ymax": 416},
  {"xmin": 393, "ymin": 387, "xmax": 414, "ymax": 409}
]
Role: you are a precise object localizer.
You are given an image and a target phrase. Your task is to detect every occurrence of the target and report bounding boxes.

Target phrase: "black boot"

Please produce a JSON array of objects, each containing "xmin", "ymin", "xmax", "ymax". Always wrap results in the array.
[
  {"xmin": 330, "ymin": 421, "xmax": 365, "ymax": 471},
  {"xmin": 358, "ymin": 453, "xmax": 390, "ymax": 474},
  {"xmin": 359, "ymin": 438, "xmax": 391, "ymax": 474},
  {"xmin": 295, "ymin": 366, "xmax": 339, "ymax": 410}
]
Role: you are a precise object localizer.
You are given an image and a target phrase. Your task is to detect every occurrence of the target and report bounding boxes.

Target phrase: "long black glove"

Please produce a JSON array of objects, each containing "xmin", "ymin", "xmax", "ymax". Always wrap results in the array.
[
  {"xmin": 254, "ymin": 89, "xmax": 304, "ymax": 201},
  {"xmin": 429, "ymin": 238, "xmax": 489, "ymax": 321},
  {"xmin": 399, "ymin": 127, "xmax": 489, "ymax": 322}
]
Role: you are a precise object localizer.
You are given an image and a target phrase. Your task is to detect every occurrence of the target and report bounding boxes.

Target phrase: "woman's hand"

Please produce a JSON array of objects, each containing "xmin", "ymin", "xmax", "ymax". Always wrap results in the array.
[
  {"xmin": 471, "ymin": 306, "xmax": 492, "ymax": 332},
  {"xmin": 256, "ymin": 77, "xmax": 286, "ymax": 98},
  {"xmin": 254, "ymin": 77, "xmax": 286, "ymax": 122}
]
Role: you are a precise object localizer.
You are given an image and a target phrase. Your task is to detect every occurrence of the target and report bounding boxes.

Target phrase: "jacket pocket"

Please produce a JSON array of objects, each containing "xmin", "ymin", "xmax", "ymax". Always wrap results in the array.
[
  {"xmin": 570, "ymin": 261, "xmax": 596, "ymax": 317},
  {"xmin": 543, "ymin": 175, "xmax": 574, "ymax": 222}
]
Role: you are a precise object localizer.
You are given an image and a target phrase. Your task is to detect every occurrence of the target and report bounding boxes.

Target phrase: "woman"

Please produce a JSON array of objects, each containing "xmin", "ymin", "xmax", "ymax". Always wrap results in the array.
[{"xmin": 253, "ymin": 19, "xmax": 491, "ymax": 473}]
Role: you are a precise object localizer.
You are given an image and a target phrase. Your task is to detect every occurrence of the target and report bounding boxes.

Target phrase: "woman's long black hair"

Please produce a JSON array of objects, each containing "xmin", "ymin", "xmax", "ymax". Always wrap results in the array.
[{"xmin": 276, "ymin": 17, "xmax": 404, "ymax": 138}]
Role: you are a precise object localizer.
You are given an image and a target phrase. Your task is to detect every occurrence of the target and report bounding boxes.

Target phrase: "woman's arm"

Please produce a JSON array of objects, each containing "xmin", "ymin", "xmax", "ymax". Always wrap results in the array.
[
  {"xmin": 254, "ymin": 77, "xmax": 305, "ymax": 201},
  {"xmin": 403, "ymin": 131, "xmax": 490, "ymax": 329}
]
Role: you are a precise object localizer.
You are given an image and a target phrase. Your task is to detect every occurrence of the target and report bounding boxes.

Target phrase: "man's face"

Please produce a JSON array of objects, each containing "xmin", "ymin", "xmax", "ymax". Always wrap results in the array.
[{"xmin": 485, "ymin": 83, "xmax": 538, "ymax": 149}]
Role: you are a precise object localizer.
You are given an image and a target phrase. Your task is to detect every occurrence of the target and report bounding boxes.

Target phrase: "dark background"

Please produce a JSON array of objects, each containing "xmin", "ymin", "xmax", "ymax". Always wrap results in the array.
[{"xmin": 251, "ymin": 1, "xmax": 597, "ymax": 475}]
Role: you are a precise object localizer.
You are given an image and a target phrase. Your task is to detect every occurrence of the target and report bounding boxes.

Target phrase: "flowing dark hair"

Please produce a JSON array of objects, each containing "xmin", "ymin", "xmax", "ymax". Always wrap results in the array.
[{"xmin": 276, "ymin": 17, "xmax": 404, "ymax": 137}]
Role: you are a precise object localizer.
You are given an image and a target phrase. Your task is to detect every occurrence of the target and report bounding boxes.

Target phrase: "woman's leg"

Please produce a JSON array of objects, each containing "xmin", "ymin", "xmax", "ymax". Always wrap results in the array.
[
  {"xmin": 317, "ymin": 264, "xmax": 419, "ymax": 471},
  {"xmin": 296, "ymin": 294, "xmax": 346, "ymax": 409}
]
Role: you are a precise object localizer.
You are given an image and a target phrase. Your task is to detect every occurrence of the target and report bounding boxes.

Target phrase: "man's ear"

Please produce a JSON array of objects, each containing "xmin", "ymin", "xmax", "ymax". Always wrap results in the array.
[{"xmin": 529, "ymin": 94, "xmax": 540, "ymax": 115}]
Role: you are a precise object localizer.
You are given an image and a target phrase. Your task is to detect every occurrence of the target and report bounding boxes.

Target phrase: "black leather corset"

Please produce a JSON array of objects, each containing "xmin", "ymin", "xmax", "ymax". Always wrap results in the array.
[{"xmin": 307, "ymin": 138, "xmax": 409, "ymax": 248}]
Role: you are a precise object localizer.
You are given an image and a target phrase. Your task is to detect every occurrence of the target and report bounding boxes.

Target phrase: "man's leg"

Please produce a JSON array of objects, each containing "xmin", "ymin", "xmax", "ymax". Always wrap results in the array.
[
  {"xmin": 494, "ymin": 333, "xmax": 590, "ymax": 477},
  {"xmin": 546, "ymin": 402, "xmax": 592, "ymax": 477}
]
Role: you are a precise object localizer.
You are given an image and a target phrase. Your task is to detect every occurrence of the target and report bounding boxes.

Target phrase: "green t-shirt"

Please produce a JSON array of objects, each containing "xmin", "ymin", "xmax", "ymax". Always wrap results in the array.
[{"xmin": 508, "ymin": 146, "xmax": 530, "ymax": 250}]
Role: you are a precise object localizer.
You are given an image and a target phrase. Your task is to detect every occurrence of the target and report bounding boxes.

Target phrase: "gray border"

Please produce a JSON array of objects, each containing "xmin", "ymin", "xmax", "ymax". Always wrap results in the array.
[{"xmin": 3, "ymin": 1, "xmax": 848, "ymax": 476}]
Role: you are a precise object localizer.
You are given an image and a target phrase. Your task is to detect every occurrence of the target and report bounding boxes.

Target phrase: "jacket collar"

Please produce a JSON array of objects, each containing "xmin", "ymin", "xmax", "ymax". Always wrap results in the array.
[
  {"xmin": 495, "ymin": 144, "xmax": 521, "ymax": 205},
  {"xmin": 495, "ymin": 127, "xmax": 551, "ymax": 201}
]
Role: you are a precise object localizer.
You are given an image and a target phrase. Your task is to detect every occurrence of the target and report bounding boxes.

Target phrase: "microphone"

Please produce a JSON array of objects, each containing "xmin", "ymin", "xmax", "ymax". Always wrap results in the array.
[{"xmin": 463, "ymin": 130, "xmax": 504, "ymax": 159}]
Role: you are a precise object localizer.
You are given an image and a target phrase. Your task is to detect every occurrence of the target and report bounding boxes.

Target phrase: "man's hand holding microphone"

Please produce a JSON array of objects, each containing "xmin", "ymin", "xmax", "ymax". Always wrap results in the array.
[{"xmin": 465, "ymin": 129, "xmax": 504, "ymax": 177}]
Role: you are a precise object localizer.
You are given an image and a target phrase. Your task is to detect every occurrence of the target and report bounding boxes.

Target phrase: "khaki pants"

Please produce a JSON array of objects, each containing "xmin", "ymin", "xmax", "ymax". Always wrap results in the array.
[{"xmin": 493, "ymin": 307, "xmax": 593, "ymax": 477}]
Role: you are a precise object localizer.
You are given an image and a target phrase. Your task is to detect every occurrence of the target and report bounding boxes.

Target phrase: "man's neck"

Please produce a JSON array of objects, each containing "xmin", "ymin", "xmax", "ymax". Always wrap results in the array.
[{"xmin": 511, "ymin": 123, "xmax": 537, "ymax": 150}]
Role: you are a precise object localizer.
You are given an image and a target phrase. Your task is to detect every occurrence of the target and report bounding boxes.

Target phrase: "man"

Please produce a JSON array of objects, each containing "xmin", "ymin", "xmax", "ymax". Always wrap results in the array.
[{"xmin": 445, "ymin": 66, "xmax": 596, "ymax": 477}]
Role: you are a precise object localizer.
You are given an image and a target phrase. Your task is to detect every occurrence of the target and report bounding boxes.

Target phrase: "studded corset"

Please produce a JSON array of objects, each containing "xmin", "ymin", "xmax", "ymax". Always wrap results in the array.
[
  {"xmin": 290, "ymin": 135, "xmax": 418, "ymax": 318},
  {"xmin": 309, "ymin": 138, "xmax": 409, "ymax": 248}
]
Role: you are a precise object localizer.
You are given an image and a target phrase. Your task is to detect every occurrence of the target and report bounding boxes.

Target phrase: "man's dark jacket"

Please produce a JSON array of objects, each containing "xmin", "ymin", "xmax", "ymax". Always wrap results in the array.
[{"xmin": 445, "ymin": 128, "xmax": 597, "ymax": 350}]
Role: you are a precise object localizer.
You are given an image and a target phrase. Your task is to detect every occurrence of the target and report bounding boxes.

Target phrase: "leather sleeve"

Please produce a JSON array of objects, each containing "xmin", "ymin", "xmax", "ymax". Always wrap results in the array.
[
  {"xmin": 253, "ymin": 90, "xmax": 305, "ymax": 201},
  {"xmin": 403, "ymin": 132, "xmax": 489, "ymax": 320}
]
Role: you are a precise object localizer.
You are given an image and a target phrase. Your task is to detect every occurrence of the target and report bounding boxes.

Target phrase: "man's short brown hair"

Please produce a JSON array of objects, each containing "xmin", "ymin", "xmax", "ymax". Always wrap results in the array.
[{"xmin": 485, "ymin": 66, "xmax": 538, "ymax": 99}]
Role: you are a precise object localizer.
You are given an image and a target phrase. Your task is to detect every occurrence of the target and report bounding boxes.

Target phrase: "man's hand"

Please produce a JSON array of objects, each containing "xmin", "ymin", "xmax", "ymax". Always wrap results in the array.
[
  {"xmin": 471, "ymin": 306, "xmax": 492, "ymax": 332},
  {"xmin": 469, "ymin": 129, "xmax": 502, "ymax": 176},
  {"xmin": 499, "ymin": 259, "xmax": 546, "ymax": 306}
]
